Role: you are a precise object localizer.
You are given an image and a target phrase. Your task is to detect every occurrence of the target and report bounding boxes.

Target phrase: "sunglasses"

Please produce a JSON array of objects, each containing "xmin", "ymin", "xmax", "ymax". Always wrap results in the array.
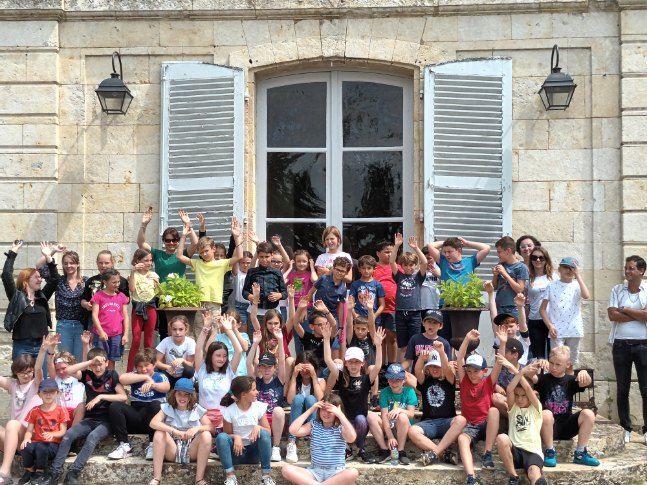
[
  {"xmin": 530, "ymin": 255, "xmax": 545, "ymax": 262},
  {"xmin": 164, "ymin": 238, "xmax": 179, "ymax": 243}
]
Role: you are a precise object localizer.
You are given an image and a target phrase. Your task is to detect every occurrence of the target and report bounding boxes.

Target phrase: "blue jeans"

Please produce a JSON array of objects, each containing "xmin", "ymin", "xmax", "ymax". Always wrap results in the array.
[
  {"xmin": 235, "ymin": 301, "xmax": 249, "ymax": 326},
  {"xmin": 13, "ymin": 338, "xmax": 47, "ymax": 374},
  {"xmin": 289, "ymin": 394, "xmax": 317, "ymax": 440},
  {"xmin": 51, "ymin": 418, "xmax": 110, "ymax": 474},
  {"xmin": 216, "ymin": 429, "xmax": 272, "ymax": 474},
  {"xmin": 56, "ymin": 319, "xmax": 84, "ymax": 363}
]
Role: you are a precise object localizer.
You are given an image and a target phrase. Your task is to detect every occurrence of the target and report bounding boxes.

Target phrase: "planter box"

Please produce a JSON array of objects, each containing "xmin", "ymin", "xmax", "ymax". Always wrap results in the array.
[{"xmin": 440, "ymin": 307, "xmax": 485, "ymax": 351}]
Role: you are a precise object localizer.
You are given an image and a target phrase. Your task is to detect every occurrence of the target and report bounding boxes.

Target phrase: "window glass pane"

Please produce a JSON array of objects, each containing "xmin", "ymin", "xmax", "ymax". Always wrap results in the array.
[
  {"xmin": 267, "ymin": 82, "xmax": 327, "ymax": 148},
  {"xmin": 266, "ymin": 222, "xmax": 326, "ymax": 259},
  {"xmin": 267, "ymin": 152, "xmax": 326, "ymax": 218},
  {"xmin": 343, "ymin": 82, "xmax": 403, "ymax": 147},
  {"xmin": 342, "ymin": 222, "xmax": 402, "ymax": 258},
  {"xmin": 343, "ymin": 151, "xmax": 402, "ymax": 218}
]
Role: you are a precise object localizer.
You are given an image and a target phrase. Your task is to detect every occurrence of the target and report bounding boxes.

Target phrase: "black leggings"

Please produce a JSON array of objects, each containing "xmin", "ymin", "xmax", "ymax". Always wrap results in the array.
[
  {"xmin": 528, "ymin": 319, "xmax": 550, "ymax": 360},
  {"xmin": 108, "ymin": 401, "xmax": 162, "ymax": 442}
]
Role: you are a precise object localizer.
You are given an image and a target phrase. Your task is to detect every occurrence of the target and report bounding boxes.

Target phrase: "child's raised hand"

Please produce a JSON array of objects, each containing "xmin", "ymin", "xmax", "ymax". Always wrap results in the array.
[
  {"xmin": 287, "ymin": 284, "xmax": 295, "ymax": 299},
  {"xmin": 577, "ymin": 369, "xmax": 591, "ymax": 386},
  {"xmin": 11, "ymin": 239, "xmax": 23, "ymax": 253},
  {"xmin": 272, "ymin": 327, "xmax": 283, "ymax": 341},
  {"xmin": 297, "ymin": 297, "xmax": 309, "ymax": 311},
  {"xmin": 178, "ymin": 209, "xmax": 191, "ymax": 226},
  {"xmin": 394, "ymin": 233, "xmax": 404, "ymax": 246},
  {"xmin": 320, "ymin": 322, "xmax": 332, "ymax": 340},
  {"xmin": 309, "ymin": 258, "xmax": 315, "ymax": 270},
  {"xmin": 231, "ymin": 216, "xmax": 242, "ymax": 238},
  {"xmin": 483, "ymin": 280, "xmax": 494, "ymax": 294},
  {"xmin": 196, "ymin": 212, "xmax": 205, "ymax": 227},
  {"xmin": 311, "ymin": 401, "xmax": 325, "ymax": 412},
  {"xmin": 81, "ymin": 331, "xmax": 92, "ymax": 345},
  {"xmin": 252, "ymin": 330, "xmax": 262, "ymax": 345},
  {"xmin": 432, "ymin": 340, "xmax": 445, "ymax": 353},
  {"xmin": 373, "ymin": 327, "xmax": 386, "ymax": 345},
  {"xmin": 364, "ymin": 294, "xmax": 375, "ymax": 311},
  {"xmin": 221, "ymin": 315, "xmax": 234, "ymax": 332},
  {"xmin": 245, "ymin": 228, "xmax": 259, "ymax": 245},
  {"xmin": 40, "ymin": 241, "xmax": 54, "ymax": 258},
  {"xmin": 346, "ymin": 294, "xmax": 355, "ymax": 309},
  {"xmin": 182, "ymin": 224, "xmax": 191, "ymax": 237},
  {"xmin": 466, "ymin": 329, "xmax": 480, "ymax": 341},
  {"xmin": 142, "ymin": 206, "xmax": 153, "ymax": 226},
  {"xmin": 514, "ymin": 292, "xmax": 526, "ymax": 307},
  {"xmin": 495, "ymin": 326, "xmax": 508, "ymax": 343},
  {"xmin": 536, "ymin": 359, "xmax": 549, "ymax": 372},
  {"xmin": 408, "ymin": 236, "xmax": 418, "ymax": 249},
  {"xmin": 523, "ymin": 362, "xmax": 541, "ymax": 376},
  {"xmin": 271, "ymin": 235, "xmax": 282, "ymax": 247},
  {"xmin": 313, "ymin": 299, "xmax": 326, "ymax": 312}
]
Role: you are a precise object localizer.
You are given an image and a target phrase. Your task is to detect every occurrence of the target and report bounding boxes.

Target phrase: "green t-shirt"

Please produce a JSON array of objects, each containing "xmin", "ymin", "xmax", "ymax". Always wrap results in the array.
[
  {"xmin": 151, "ymin": 248, "xmax": 189, "ymax": 282},
  {"xmin": 379, "ymin": 386, "xmax": 418, "ymax": 424}
]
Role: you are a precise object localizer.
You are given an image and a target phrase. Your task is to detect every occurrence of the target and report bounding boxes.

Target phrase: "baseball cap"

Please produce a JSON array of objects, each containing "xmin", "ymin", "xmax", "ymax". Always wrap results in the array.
[
  {"xmin": 344, "ymin": 347, "xmax": 364, "ymax": 362},
  {"xmin": 559, "ymin": 257, "xmax": 578, "ymax": 268},
  {"xmin": 493, "ymin": 313, "xmax": 517, "ymax": 326},
  {"xmin": 258, "ymin": 352, "xmax": 277, "ymax": 366},
  {"xmin": 423, "ymin": 309, "xmax": 444, "ymax": 324},
  {"xmin": 505, "ymin": 338, "xmax": 524, "ymax": 356},
  {"xmin": 385, "ymin": 363, "xmax": 405, "ymax": 380},
  {"xmin": 39, "ymin": 378, "xmax": 59, "ymax": 392},
  {"xmin": 424, "ymin": 350, "xmax": 442, "ymax": 368},
  {"xmin": 464, "ymin": 354, "xmax": 487, "ymax": 370},
  {"xmin": 173, "ymin": 378, "xmax": 195, "ymax": 394}
]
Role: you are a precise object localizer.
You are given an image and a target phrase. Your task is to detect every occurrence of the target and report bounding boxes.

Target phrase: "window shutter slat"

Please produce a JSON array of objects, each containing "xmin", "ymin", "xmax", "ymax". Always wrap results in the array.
[
  {"xmin": 160, "ymin": 62, "xmax": 245, "ymax": 245},
  {"xmin": 424, "ymin": 59, "xmax": 512, "ymax": 278}
]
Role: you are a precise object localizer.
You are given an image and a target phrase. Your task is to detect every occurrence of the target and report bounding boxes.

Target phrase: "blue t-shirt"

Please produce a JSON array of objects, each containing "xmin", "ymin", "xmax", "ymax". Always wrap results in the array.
[
  {"xmin": 404, "ymin": 333, "xmax": 451, "ymax": 369},
  {"xmin": 256, "ymin": 376, "xmax": 284, "ymax": 413},
  {"xmin": 494, "ymin": 261, "xmax": 529, "ymax": 314},
  {"xmin": 130, "ymin": 371, "xmax": 168, "ymax": 403},
  {"xmin": 349, "ymin": 279, "xmax": 385, "ymax": 317},
  {"xmin": 215, "ymin": 332, "xmax": 250, "ymax": 377},
  {"xmin": 314, "ymin": 275, "xmax": 347, "ymax": 317},
  {"xmin": 439, "ymin": 254, "xmax": 479, "ymax": 283},
  {"xmin": 394, "ymin": 271, "xmax": 425, "ymax": 311}
]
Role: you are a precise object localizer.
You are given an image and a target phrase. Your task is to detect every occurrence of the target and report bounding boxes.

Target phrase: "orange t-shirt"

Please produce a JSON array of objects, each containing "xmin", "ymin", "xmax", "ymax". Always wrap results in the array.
[{"xmin": 25, "ymin": 405, "xmax": 69, "ymax": 443}]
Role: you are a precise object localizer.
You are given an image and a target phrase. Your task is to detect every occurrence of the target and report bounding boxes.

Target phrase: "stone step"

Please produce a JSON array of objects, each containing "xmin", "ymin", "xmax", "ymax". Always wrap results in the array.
[{"xmin": 12, "ymin": 442, "xmax": 647, "ymax": 485}]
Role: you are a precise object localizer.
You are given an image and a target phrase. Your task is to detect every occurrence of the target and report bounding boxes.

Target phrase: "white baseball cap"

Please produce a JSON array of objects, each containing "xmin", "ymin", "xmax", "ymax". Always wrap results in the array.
[
  {"xmin": 464, "ymin": 354, "xmax": 487, "ymax": 369},
  {"xmin": 344, "ymin": 347, "xmax": 365, "ymax": 362},
  {"xmin": 424, "ymin": 350, "xmax": 442, "ymax": 368}
]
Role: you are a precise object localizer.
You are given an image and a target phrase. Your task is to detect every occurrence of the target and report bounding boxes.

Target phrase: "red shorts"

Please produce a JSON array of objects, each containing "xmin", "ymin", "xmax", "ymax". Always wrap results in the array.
[
  {"xmin": 266, "ymin": 412, "xmax": 273, "ymax": 428},
  {"xmin": 206, "ymin": 409, "xmax": 223, "ymax": 430}
]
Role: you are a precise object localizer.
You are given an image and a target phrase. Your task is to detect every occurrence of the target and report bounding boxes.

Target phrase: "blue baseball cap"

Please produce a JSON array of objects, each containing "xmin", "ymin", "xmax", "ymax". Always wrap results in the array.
[
  {"xmin": 385, "ymin": 363, "xmax": 406, "ymax": 380},
  {"xmin": 173, "ymin": 378, "xmax": 195, "ymax": 394},
  {"xmin": 39, "ymin": 378, "xmax": 59, "ymax": 392},
  {"xmin": 559, "ymin": 257, "xmax": 578, "ymax": 269}
]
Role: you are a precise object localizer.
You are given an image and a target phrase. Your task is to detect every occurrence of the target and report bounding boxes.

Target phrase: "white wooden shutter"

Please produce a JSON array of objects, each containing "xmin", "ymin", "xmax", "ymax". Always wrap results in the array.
[
  {"xmin": 160, "ymin": 62, "xmax": 245, "ymax": 243},
  {"xmin": 423, "ymin": 58, "xmax": 512, "ymax": 277}
]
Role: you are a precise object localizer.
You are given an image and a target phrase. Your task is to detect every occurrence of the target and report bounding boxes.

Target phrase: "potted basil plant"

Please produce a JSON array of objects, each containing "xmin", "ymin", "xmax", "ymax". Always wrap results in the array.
[
  {"xmin": 439, "ymin": 273, "xmax": 486, "ymax": 350},
  {"xmin": 156, "ymin": 273, "xmax": 203, "ymax": 326}
]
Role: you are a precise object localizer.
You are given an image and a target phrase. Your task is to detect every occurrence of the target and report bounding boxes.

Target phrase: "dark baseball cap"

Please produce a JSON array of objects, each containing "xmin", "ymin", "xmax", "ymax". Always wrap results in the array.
[
  {"xmin": 423, "ymin": 309, "xmax": 444, "ymax": 323},
  {"xmin": 259, "ymin": 352, "xmax": 277, "ymax": 366},
  {"xmin": 505, "ymin": 338, "xmax": 524, "ymax": 356}
]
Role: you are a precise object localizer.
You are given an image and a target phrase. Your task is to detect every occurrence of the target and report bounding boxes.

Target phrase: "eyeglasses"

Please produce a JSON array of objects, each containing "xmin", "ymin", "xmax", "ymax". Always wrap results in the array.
[
  {"xmin": 530, "ymin": 255, "xmax": 545, "ymax": 262},
  {"xmin": 16, "ymin": 369, "xmax": 34, "ymax": 376},
  {"xmin": 270, "ymin": 260, "xmax": 282, "ymax": 264},
  {"xmin": 164, "ymin": 238, "xmax": 179, "ymax": 243}
]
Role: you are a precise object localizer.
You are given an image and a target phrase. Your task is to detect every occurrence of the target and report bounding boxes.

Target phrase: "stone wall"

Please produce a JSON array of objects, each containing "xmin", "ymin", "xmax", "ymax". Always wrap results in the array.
[{"xmin": 0, "ymin": 0, "xmax": 645, "ymax": 425}]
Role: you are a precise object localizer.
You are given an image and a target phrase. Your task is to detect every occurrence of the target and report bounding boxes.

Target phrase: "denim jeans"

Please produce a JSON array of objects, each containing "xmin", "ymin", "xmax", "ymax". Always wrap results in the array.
[
  {"xmin": 56, "ymin": 319, "xmax": 84, "ymax": 363},
  {"xmin": 215, "ymin": 429, "xmax": 272, "ymax": 474},
  {"xmin": 613, "ymin": 340, "xmax": 647, "ymax": 434},
  {"xmin": 13, "ymin": 338, "xmax": 47, "ymax": 374},
  {"xmin": 235, "ymin": 301, "xmax": 249, "ymax": 326},
  {"xmin": 289, "ymin": 394, "xmax": 317, "ymax": 440},
  {"xmin": 51, "ymin": 418, "xmax": 110, "ymax": 474}
]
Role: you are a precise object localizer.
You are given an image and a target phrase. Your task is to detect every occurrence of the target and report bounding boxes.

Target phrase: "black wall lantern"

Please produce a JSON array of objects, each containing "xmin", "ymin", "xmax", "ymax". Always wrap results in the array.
[
  {"xmin": 538, "ymin": 45, "xmax": 577, "ymax": 110},
  {"xmin": 95, "ymin": 51, "xmax": 134, "ymax": 115}
]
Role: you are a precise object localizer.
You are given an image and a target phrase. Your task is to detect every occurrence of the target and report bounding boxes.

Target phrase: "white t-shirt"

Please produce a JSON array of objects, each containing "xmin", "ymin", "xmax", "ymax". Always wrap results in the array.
[
  {"xmin": 234, "ymin": 271, "xmax": 248, "ymax": 304},
  {"xmin": 300, "ymin": 382, "xmax": 312, "ymax": 397},
  {"xmin": 527, "ymin": 273, "xmax": 557, "ymax": 320},
  {"xmin": 420, "ymin": 271, "xmax": 440, "ymax": 310},
  {"xmin": 56, "ymin": 376, "xmax": 85, "ymax": 409},
  {"xmin": 608, "ymin": 282, "xmax": 647, "ymax": 341},
  {"xmin": 156, "ymin": 336, "xmax": 196, "ymax": 377},
  {"xmin": 315, "ymin": 251, "xmax": 352, "ymax": 271},
  {"xmin": 222, "ymin": 401, "xmax": 268, "ymax": 445},
  {"xmin": 544, "ymin": 280, "xmax": 583, "ymax": 338},
  {"xmin": 161, "ymin": 402, "xmax": 206, "ymax": 430},
  {"xmin": 195, "ymin": 364, "xmax": 236, "ymax": 412}
]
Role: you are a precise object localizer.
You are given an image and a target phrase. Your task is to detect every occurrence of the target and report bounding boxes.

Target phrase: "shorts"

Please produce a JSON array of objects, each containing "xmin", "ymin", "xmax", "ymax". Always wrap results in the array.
[
  {"xmin": 462, "ymin": 421, "xmax": 487, "ymax": 442},
  {"xmin": 206, "ymin": 409, "xmax": 223, "ymax": 430},
  {"xmin": 512, "ymin": 446, "xmax": 544, "ymax": 471},
  {"xmin": 266, "ymin": 411, "xmax": 273, "ymax": 428},
  {"xmin": 415, "ymin": 417, "xmax": 454, "ymax": 440},
  {"xmin": 395, "ymin": 310, "xmax": 422, "ymax": 348},
  {"xmin": 307, "ymin": 466, "xmax": 346, "ymax": 482},
  {"xmin": 92, "ymin": 334, "xmax": 123, "ymax": 361},
  {"xmin": 553, "ymin": 412, "xmax": 581, "ymax": 440},
  {"xmin": 377, "ymin": 313, "xmax": 396, "ymax": 332}
]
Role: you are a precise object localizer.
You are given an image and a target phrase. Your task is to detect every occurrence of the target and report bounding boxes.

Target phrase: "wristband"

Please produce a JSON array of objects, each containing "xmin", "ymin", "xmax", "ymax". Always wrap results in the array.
[{"xmin": 47, "ymin": 351, "xmax": 55, "ymax": 356}]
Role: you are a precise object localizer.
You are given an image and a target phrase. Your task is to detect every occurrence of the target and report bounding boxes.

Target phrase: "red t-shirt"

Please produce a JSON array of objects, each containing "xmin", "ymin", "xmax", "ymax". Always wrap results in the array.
[
  {"xmin": 26, "ymin": 405, "xmax": 69, "ymax": 443},
  {"xmin": 374, "ymin": 264, "xmax": 398, "ymax": 314},
  {"xmin": 459, "ymin": 375, "xmax": 494, "ymax": 425}
]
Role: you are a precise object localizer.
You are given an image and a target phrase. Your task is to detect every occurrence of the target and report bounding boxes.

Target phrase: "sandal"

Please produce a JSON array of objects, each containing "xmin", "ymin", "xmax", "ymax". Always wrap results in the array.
[
  {"xmin": 195, "ymin": 480, "xmax": 208, "ymax": 485},
  {"xmin": 149, "ymin": 479, "xmax": 160, "ymax": 485}
]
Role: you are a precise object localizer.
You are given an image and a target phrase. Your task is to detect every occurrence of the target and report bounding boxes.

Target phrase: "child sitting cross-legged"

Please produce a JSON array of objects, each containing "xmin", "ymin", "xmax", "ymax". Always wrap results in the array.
[
  {"xmin": 456, "ymin": 329, "xmax": 506, "ymax": 485},
  {"xmin": 409, "ymin": 341, "xmax": 466, "ymax": 467},
  {"xmin": 281, "ymin": 394, "xmax": 359, "ymax": 485},
  {"xmin": 495, "ymin": 362, "xmax": 548, "ymax": 485},
  {"xmin": 532, "ymin": 345, "xmax": 600, "ymax": 467}
]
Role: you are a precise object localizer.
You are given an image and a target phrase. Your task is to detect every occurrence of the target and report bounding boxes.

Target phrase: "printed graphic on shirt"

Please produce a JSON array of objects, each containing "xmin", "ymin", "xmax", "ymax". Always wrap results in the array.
[
  {"xmin": 399, "ymin": 278, "xmax": 416, "ymax": 298},
  {"xmin": 258, "ymin": 387, "xmax": 281, "ymax": 409},
  {"xmin": 14, "ymin": 389, "xmax": 27, "ymax": 410},
  {"xmin": 515, "ymin": 413, "xmax": 530, "ymax": 433},
  {"xmin": 544, "ymin": 385, "xmax": 569, "ymax": 415},
  {"xmin": 352, "ymin": 379, "xmax": 363, "ymax": 391},
  {"xmin": 426, "ymin": 383, "xmax": 446, "ymax": 408}
]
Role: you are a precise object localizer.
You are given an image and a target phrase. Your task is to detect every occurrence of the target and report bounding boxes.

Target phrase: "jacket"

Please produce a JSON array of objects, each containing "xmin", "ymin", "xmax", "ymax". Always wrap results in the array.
[
  {"xmin": 241, "ymin": 265, "xmax": 288, "ymax": 310},
  {"xmin": 2, "ymin": 251, "xmax": 59, "ymax": 334}
]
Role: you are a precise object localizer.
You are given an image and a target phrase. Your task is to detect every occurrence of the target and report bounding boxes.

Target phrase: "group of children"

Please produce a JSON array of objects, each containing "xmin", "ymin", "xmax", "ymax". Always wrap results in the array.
[{"xmin": 0, "ymin": 215, "xmax": 604, "ymax": 485}]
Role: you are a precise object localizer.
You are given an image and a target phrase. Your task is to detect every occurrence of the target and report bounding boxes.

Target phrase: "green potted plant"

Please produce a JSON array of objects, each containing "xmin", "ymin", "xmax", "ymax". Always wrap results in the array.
[
  {"xmin": 156, "ymin": 273, "xmax": 203, "ymax": 326},
  {"xmin": 439, "ymin": 273, "xmax": 486, "ymax": 350}
]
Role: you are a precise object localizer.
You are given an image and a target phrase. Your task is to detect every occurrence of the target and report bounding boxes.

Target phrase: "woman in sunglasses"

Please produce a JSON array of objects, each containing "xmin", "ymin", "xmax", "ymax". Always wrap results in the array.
[{"xmin": 526, "ymin": 246, "xmax": 556, "ymax": 359}]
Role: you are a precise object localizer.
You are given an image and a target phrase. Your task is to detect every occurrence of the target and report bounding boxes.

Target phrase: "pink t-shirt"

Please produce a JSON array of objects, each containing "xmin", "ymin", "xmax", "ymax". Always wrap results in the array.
[
  {"xmin": 286, "ymin": 270, "xmax": 314, "ymax": 307},
  {"xmin": 10, "ymin": 379, "xmax": 42, "ymax": 425},
  {"xmin": 90, "ymin": 290, "xmax": 129, "ymax": 337}
]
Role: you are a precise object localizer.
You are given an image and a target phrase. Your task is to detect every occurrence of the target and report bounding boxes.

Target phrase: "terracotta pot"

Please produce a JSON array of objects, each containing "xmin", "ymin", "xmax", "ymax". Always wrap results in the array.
[{"xmin": 440, "ymin": 307, "xmax": 484, "ymax": 351}]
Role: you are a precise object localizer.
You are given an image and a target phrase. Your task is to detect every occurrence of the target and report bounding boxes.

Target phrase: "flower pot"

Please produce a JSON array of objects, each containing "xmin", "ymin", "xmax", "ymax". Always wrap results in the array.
[
  {"xmin": 158, "ymin": 307, "xmax": 200, "ymax": 328},
  {"xmin": 440, "ymin": 307, "xmax": 484, "ymax": 351}
]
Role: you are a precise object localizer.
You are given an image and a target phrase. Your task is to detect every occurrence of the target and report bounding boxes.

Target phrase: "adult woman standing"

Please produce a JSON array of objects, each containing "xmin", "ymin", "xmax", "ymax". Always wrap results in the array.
[
  {"xmin": 36, "ymin": 250, "xmax": 87, "ymax": 363},
  {"xmin": 2, "ymin": 241, "xmax": 60, "ymax": 359},
  {"xmin": 608, "ymin": 255, "xmax": 647, "ymax": 445},
  {"xmin": 526, "ymin": 246, "xmax": 556, "ymax": 359},
  {"xmin": 515, "ymin": 235, "xmax": 541, "ymax": 267}
]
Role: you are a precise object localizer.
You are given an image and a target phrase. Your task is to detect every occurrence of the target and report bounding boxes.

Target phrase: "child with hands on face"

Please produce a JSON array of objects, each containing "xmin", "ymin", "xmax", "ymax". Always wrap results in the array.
[
  {"xmin": 293, "ymin": 297, "xmax": 338, "ymax": 366},
  {"xmin": 155, "ymin": 315, "xmax": 196, "ymax": 387},
  {"xmin": 282, "ymin": 394, "xmax": 359, "ymax": 485}
]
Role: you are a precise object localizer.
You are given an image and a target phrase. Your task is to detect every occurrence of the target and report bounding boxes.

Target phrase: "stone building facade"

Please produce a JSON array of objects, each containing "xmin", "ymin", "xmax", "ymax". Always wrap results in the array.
[{"xmin": 0, "ymin": 0, "xmax": 645, "ymax": 425}]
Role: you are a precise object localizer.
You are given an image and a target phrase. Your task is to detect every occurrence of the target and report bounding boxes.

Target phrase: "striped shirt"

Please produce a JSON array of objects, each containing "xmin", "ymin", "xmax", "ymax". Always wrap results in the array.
[{"xmin": 310, "ymin": 420, "xmax": 346, "ymax": 469}]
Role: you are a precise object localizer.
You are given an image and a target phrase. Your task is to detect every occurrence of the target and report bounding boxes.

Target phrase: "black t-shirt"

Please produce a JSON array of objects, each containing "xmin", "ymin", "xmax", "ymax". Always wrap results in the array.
[
  {"xmin": 349, "ymin": 335, "xmax": 376, "ymax": 366},
  {"xmin": 301, "ymin": 332, "xmax": 324, "ymax": 361},
  {"xmin": 418, "ymin": 375, "xmax": 456, "ymax": 420},
  {"xmin": 81, "ymin": 369, "xmax": 120, "ymax": 419},
  {"xmin": 13, "ymin": 302, "xmax": 49, "ymax": 340},
  {"xmin": 334, "ymin": 373, "xmax": 372, "ymax": 419},
  {"xmin": 80, "ymin": 275, "xmax": 130, "ymax": 328},
  {"xmin": 535, "ymin": 373, "xmax": 586, "ymax": 418}
]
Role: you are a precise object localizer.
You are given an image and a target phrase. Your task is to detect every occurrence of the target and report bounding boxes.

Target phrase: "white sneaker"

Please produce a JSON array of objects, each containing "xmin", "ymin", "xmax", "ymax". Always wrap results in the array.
[
  {"xmin": 285, "ymin": 441, "xmax": 298, "ymax": 463},
  {"xmin": 261, "ymin": 476, "xmax": 276, "ymax": 485},
  {"xmin": 643, "ymin": 432, "xmax": 647, "ymax": 445},
  {"xmin": 145, "ymin": 442, "xmax": 154, "ymax": 460},
  {"xmin": 624, "ymin": 430, "xmax": 632, "ymax": 443},
  {"xmin": 270, "ymin": 445, "xmax": 282, "ymax": 462},
  {"xmin": 224, "ymin": 476, "xmax": 238, "ymax": 485},
  {"xmin": 108, "ymin": 442, "xmax": 132, "ymax": 460}
]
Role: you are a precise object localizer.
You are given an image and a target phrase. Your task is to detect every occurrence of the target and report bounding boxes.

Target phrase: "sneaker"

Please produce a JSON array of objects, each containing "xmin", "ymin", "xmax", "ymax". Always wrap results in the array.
[
  {"xmin": 508, "ymin": 476, "xmax": 520, "ymax": 485},
  {"xmin": 535, "ymin": 477, "xmax": 548, "ymax": 485},
  {"xmin": 145, "ymin": 443, "xmax": 154, "ymax": 461},
  {"xmin": 210, "ymin": 444, "xmax": 220, "ymax": 460},
  {"xmin": 544, "ymin": 447, "xmax": 557, "ymax": 467},
  {"xmin": 573, "ymin": 448, "xmax": 600, "ymax": 467},
  {"xmin": 481, "ymin": 450, "xmax": 494, "ymax": 470},
  {"xmin": 398, "ymin": 450, "xmax": 410, "ymax": 465},
  {"xmin": 643, "ymin": 432, "xmax": 647, "ymax": 445},
  {"xmin": 224, "ymin": 476, "xmax": 238, "ymax": 485},
  {"xmin": 345, "ymin": 446, "xmax": 354, "ymax": 462},
  {"xmin": 376, "ymin": 448, "xmax": 390, "ymax": 463},
  {"xmin": 466, "ymin": 475, "xmax": 483, "ymax": 485},
  {"xmin": 63, "ymin": 470, "xmax": 80, "ymax": 485},
  {"xmin": 420, "ymin": 450, "xmax": 438, "ymax": 466},
  {"xmin": 108, "ymin": 442, "xmax": 132, "ymax": 460},
  {"xmin": 29, "ymin": 472, "xmax": 44, "ymax": 485},
  {"xmin": 17, "ymin": 471, "xmax": 32, "ymax": 485},
  {"xmin": 443, "ymin": 450, "xmax": 459, "ymax": 465},
  {"xmin": 260, "ymin": 476, "xmax": 276, "ymax": 485},
  {"xmin": 270, "ymin": 445, "xmax": 282, "ymax": 462},
  {"xmin": 285, "ymin": 441, "xmax": 298, "ymax": 463},
  {"xmin": 358, "ymin": 448, "xmax": 377, "ymax": 464},
  {"xmin": 32, "ymin": 471, "xmax": 58, "ymax": 485},
  {"xmin": 624, "ymin": 430, "xmax": 632, "ymax": 443}
]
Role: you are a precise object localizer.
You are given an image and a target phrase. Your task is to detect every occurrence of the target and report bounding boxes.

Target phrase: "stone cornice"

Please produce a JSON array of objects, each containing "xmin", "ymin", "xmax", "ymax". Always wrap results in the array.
[{"xmin": 0, "ymin": 0, "xmax": 632, "ymax": 21}]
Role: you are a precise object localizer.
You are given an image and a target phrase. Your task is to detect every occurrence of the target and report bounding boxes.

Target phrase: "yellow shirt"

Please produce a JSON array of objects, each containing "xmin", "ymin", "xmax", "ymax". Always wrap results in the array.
[
  {"xmin": 508, "ymin": 403, "xmax": 543, "ymax": 457},
  {"xmin": 190, "ymin": 258, "xmax": 232, "ymax": 304},
  {"xmin": 132, "ymin": 271, "xmax": 159, "ymax": 303}
]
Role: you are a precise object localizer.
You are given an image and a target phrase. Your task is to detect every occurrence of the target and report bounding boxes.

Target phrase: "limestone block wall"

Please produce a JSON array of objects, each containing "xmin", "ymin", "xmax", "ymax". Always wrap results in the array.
[{"xmin": 0, "ymin": 0, "xmax": 643, "ymax": 425}]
